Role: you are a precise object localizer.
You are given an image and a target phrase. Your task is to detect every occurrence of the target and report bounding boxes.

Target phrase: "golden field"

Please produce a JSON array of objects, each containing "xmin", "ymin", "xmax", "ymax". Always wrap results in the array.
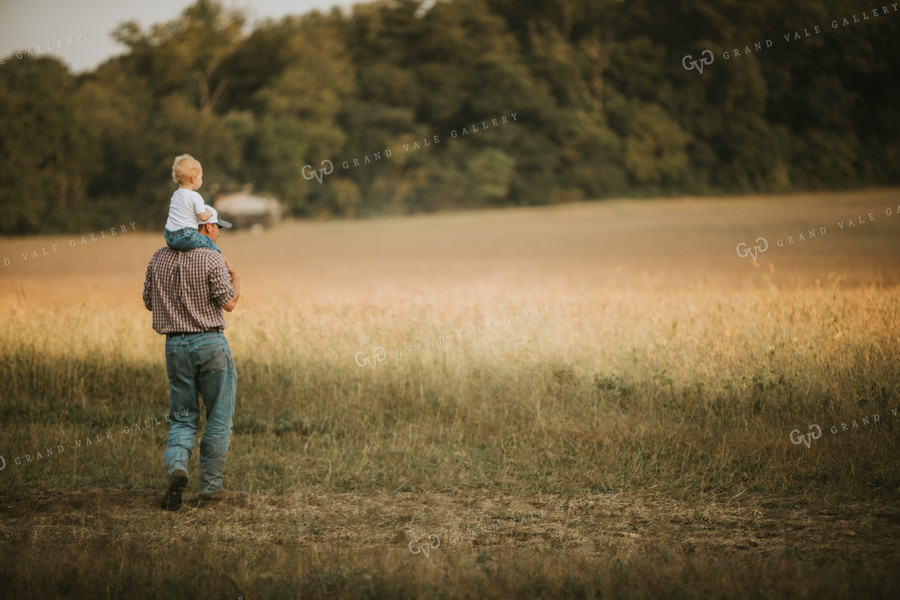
[{"xmin": 0, "ymin": 189, "xmax": 899, "ymax": 599}]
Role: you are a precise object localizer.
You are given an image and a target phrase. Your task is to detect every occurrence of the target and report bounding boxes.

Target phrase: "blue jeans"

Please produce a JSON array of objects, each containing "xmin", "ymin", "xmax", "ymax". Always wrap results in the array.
[
  {"xmin": 162, "ymin": 332, "xmax": 237, "ymax": 494},
  {"xmin": 164, "ymin": 227, "xmax": 220, "ymax": 253}
]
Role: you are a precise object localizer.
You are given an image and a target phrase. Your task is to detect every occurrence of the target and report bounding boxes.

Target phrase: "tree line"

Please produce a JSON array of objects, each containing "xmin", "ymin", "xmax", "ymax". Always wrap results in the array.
[{"xmin": 1, "ymin": 0, "xmax": 898, "ymax": 234}]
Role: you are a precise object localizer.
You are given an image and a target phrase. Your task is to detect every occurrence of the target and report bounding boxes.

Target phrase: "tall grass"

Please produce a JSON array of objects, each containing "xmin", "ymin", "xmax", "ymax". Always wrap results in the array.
[
  {"xmin": 1, "ymin": 191, "xmax": 899, "ymax": 598},
  {"xmin": 1, "ymin": 286, "xmax": 897, "ymax": 498}
]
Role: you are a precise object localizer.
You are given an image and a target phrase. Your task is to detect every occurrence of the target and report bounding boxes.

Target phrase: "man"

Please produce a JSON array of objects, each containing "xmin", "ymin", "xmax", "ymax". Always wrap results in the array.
[{"xmin": 142, "ymin": 205, "xmax": 247, "ymax": 510}]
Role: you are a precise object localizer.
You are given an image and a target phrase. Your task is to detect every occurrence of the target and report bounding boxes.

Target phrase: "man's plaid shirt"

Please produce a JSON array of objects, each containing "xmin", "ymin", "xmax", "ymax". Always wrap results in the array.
[{"xmin": 143, "ymin": 247, "xmax": 234, "ymax": 334}]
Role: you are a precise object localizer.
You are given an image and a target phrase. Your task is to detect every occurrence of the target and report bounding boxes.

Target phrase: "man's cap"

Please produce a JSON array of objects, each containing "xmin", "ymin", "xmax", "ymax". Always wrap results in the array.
[{"xmin": 201, "ymin": 205, "xmax": 232, "ymax": 229}]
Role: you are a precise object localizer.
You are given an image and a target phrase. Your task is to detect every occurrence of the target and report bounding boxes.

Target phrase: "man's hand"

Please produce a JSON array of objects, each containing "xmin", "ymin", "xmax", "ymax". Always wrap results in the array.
[
  {"xmin": 224, "ymin": 257, "xmax": 239, "ymax": 283},
  {"xmin": 223, "ymin": 257, "xmax": 240, "ymax": 312}
]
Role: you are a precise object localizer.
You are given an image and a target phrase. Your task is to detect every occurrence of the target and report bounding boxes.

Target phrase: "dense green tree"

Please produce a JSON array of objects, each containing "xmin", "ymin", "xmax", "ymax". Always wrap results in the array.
[
  {"xmin": 1, "ymin": 0, "xmax": 899, "ymax": 233},
  {"xmin": 0, "ymin": 58, "xmax": 91, "ymax": 234}
]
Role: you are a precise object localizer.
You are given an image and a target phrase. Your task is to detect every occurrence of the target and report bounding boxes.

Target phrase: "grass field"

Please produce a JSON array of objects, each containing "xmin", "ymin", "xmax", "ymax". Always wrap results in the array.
[{"xmin": 1, "ymin": 189, "xmax": 899, "ymax": 599}]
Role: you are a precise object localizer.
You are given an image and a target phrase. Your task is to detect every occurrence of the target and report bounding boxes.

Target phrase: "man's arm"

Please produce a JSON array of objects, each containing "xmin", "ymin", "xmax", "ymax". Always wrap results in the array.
[
  {"xmin": 142, "ymin": 259, "xmax": 154, "ymax": 311},
  {"xmin": 222, "ymin": 257, "xmax": 240, "ymax": 312},
  {"xmin": 208, "ymin": 253, "xmax": 238, "ymax": 311}
]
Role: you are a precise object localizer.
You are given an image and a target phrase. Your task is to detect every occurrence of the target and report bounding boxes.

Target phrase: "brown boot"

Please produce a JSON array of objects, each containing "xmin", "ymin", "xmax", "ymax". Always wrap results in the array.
[
  {"xmin": 160, "ymin": 469, "xmax": 188, "ymax": 511},
  {"xmin": 198, "ymin": 488, "xmax": 249, "ymax": 506}
]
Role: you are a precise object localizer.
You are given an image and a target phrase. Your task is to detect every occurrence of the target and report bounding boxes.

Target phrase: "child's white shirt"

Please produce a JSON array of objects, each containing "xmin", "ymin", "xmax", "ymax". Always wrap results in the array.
[{"xmin": 165, "ymin": 188, "xmax": 207, "ymax": 231}]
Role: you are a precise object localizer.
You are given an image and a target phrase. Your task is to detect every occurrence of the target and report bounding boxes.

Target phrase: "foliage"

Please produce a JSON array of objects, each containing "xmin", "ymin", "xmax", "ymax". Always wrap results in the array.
[{"xmin": 1, "ymin": 0, "xmax": 898, "ymax": 232}]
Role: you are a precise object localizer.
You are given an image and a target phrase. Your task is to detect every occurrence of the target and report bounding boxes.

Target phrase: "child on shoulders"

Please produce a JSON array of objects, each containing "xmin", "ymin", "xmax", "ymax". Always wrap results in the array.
[{"xmin": 164, "ymin": 154, "xmax": 220, "ymax": 253}]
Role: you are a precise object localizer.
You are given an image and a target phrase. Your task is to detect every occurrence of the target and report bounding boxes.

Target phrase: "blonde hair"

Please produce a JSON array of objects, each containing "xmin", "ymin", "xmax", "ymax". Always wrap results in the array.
[{"xmin": 172, "ymin": 154, "xmax": 202, "ymax": 185}]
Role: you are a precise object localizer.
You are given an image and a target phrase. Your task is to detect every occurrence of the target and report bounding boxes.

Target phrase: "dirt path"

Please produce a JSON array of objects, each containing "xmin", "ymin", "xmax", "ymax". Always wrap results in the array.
[{"xmin": 2, "ymin": 489, "xmax": 897, "ymax": 563}]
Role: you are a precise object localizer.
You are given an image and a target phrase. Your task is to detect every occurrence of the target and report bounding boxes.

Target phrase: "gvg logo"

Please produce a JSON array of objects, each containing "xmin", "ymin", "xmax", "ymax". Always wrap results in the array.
[
  {"xmin": 301, "ymin": 160, "xmax": 334, "ymax": 184},
  {"xmin": 789, "ymin": 424, "xmax": 822, "ymax": 448},
  {"xmin": 355, "ymin": 347, "xmax": 387, "ymax": 370},
  {"xmin": 408, "ymin": 534, "xmax": 441, "ymax": 558},
  {"xmin": 736, "ymin": 237, "xmax": 769, "ymax": 261},
  {"xmin": 682, "ymin": 50, "xmax": 714, "ymax": 74}
]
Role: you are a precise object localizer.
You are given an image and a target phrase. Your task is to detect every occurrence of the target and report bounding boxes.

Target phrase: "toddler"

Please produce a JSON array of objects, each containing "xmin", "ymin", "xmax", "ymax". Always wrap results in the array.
[{"xmin": 164, "ymin": 154, "xmax": 220, "ymax": 253}]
